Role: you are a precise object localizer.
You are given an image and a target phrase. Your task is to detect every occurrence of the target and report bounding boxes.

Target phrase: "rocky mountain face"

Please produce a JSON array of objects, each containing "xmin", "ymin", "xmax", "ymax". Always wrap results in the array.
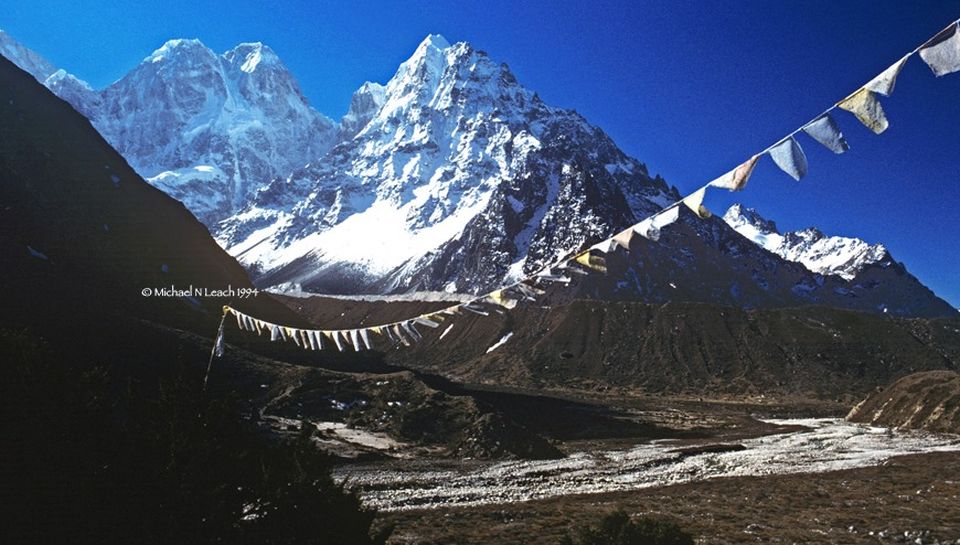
[
  {"xmin": 723, "ymin": 204, "xmax": 888, "ymax": 280},
  {"xmin": 0, "ymin": 32, "xmax": 338, "ymax": 226},
  {"xmin": 216, "ymin": 34, "xmax": 676, "ymax": 294}
]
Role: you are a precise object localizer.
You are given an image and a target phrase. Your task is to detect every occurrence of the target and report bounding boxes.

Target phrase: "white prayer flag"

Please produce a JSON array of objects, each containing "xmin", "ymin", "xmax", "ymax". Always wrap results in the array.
[
  {"xmin": 768, "ymin": 136, "xmax": 808, "ymax": 181},
  {"xmin": 348, "ymin": 330, "xmax": 362, "ymax": 351},
  {"xmin": 682, "ymin": 187, "xmax": 711, "ymax": 218},
  {"xmin": 707, "ymin": 155, "xmax": 759, "ymax": 191},
  {"xmin": 919, "ymin": 22, "xmax": 960, "ymax": 77},
  {"xmin": 866, "ymin": 54, "xmax": 911, "ymax": 96},
  {"xmin": 213, "ymin": 320, "xmax": 225, "ymax": 357},
  {"xmin": 802, "ymin": 114, "xmax": 849, "ymax": 154},
  {"xmin": 331, "ymin": 331, "xmax": 345, "ymax": 352},
  {"xmin": 360, "ymin": 329, "xmax": 373, "ymax": 350}
]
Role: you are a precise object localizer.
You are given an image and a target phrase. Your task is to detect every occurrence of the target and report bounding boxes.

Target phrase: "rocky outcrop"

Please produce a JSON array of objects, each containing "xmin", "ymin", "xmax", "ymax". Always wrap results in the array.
[{"xmin": 847, "ymin": 371, "xmax": 960, "ymax": 433}]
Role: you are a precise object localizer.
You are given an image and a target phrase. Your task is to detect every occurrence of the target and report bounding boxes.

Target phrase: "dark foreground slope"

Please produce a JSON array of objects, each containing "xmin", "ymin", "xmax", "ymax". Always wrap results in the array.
[
  {"xmin": 0, "ymin": 54, "xmax": 399, "ymax": 545},
  {"xmin": 277, "ymin": 295, "xmax": 960, "ymax": 402},
  {"xmin": 848, "ymin": 371, "xmax": 960, "ymax": 433}
]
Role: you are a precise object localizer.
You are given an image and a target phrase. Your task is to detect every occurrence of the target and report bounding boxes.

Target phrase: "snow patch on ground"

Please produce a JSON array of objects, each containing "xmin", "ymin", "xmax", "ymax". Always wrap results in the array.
[{"xmin": 485, "ymin": 332, "xmax": 513, "ymax": 353}]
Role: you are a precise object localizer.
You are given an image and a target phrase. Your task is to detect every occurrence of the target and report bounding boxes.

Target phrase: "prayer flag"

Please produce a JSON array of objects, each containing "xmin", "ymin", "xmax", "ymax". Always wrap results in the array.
[
  {"xmin": 707, "ymin": 155, "xmax": 760, "ymax": 191},
  {"xmin": 349, "ymin": 330, "xmax": 362, "ymax": 351},
  {"xmin": 360, "ymin": 329, "xmax": 373, "ymax": 350},
  {"xmin": 331, "ymin": 331, "xmax": 345, "ymax": 351},
  {"xmin": 768, "ymin": 136, "xmax": 808, "ymax": 181},
  {"xmin": 213, "ymin": 319, "xmax": 225, "ymax": 357},
  {"xmin": 682, "ymin": 187, "xmax": 711, "ymax": 218},
  {"xmin": 919, "ymin": 22, "xmax": 960, "ymax": 76},
  {"xmin": 866, "ymin": 54, "xmax": 911, "ymax": 96},
  {"xmin": 612, "ymin": 227, "xmax": 633, "ymax": 249},
  {"xmin": 803, "ymin": 114, "xmax": 849, "ymax": 154},
  {"xmin": 838, "ymin": 88, "xmax": 888, "ymax": 134}
]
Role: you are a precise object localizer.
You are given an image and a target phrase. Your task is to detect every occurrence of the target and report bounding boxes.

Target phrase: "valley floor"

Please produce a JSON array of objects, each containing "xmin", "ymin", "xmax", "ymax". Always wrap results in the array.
[
  {"xmin": 340, "ymin": 419, "xmax": 960, "ymax": 512},
  {"xmin": 375, "ymin": 448, "xmax": 960, "ymax": 545}
]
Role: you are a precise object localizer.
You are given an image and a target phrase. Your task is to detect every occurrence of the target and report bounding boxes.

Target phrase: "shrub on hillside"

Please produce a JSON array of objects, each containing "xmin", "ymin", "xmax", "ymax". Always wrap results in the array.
[{"xmin": 562, "ymin": 510, "xmax": 694, "ymax": 545}]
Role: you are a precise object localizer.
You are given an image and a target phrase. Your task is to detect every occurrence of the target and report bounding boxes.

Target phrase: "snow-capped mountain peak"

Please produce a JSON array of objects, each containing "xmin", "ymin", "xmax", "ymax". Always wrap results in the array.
[
  {"xmin": 723, "ymin": 203, "xmax": 888, "ymax": 280},
  {"xmin": 223, "ymin": 42, "xmax": 285, "ymax": 75},
  {"xmin": 216, "ymin": 34, "xmax": 675, "ymax": 294},
  {"xmin": 145, "ymin": 38, "xmax": 212, "ymax": 63}
]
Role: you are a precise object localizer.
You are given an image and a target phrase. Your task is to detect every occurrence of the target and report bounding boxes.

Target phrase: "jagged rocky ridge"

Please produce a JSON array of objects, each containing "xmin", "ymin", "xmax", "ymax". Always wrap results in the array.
[
  {"xmin": 723, "ymin": 204, "xmax": 888, "ymax": 280},
  {"xmin": 0, "ymin": 30, "xmax": 339, "ymax": 226},
  {"xmin": 1, "ymin": 30, "xmax": 954, "ymax": 317}
]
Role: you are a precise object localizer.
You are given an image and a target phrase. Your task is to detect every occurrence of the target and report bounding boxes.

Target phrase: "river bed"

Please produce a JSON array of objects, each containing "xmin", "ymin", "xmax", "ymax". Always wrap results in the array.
[{"xmin": 335, "ymin": 418, "xmax": 960, "ymax": 512}]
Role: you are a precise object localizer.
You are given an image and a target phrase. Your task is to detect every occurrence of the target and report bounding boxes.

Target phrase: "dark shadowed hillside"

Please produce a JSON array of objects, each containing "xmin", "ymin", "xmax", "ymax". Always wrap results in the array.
[{"xmin": 276, "ymin": 294, "xmax": 960, "ymax": 401}]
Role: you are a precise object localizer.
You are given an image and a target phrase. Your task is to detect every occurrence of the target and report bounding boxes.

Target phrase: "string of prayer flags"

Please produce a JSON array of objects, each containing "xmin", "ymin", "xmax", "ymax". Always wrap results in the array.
[
  {"xmin": 802, "ymin": 114, "xmax": 850, "ymax": 154},
  {"xmin": 213, "ymin": 19, "xmax": 960, "ymax": 360},
  {"xmin": 919, "ymin": 22, "xmax": 960, "ymax": 76},
  {"xmin": 866, "ymin": 54, "xmax": 911, "ymax": 96},
  {"xmin": 768, "ymin": 136, "xmax": 808, "ymax": 181},
  {"xmin": 682, "ymin": 187, "xmax": 711, "ymax": 218},
  {"xmin": 707, "ymin": 155, "xmax": 760, "ymax": 191},
  {"xmin": 838, "ymin": 88, "xmax": 889, "ymax": 134}
]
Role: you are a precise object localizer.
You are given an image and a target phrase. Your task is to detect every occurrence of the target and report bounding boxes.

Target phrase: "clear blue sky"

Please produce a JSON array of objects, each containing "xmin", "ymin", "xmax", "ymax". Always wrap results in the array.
[{"xmin": 3, "ymin": 0, "xmax": 959, "ymax": 306}]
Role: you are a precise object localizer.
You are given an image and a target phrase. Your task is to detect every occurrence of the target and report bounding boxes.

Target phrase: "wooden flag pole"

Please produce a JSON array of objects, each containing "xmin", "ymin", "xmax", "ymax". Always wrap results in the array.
[{"xmin": 203, "ymin": 309, "xmax": 228, "ymax": 393}]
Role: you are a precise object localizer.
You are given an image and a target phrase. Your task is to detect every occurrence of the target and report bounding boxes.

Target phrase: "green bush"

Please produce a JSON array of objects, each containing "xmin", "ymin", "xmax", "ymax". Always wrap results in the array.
[{"xmin": 562, "ymin": 510, "xmax": 694, "ymax": 545}]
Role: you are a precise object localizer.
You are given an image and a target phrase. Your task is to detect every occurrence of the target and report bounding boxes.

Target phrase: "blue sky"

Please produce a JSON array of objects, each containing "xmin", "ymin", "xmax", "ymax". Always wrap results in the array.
[{"xmin": 3, "ymin": 0, "xmax": 959, "ymax": 306}]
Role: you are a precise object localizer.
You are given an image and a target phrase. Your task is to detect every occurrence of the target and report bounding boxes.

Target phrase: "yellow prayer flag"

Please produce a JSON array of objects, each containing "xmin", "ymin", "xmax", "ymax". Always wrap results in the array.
[{"xmin": 838, "ymin": 88, "xmax": 888, "ymax": 134}]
